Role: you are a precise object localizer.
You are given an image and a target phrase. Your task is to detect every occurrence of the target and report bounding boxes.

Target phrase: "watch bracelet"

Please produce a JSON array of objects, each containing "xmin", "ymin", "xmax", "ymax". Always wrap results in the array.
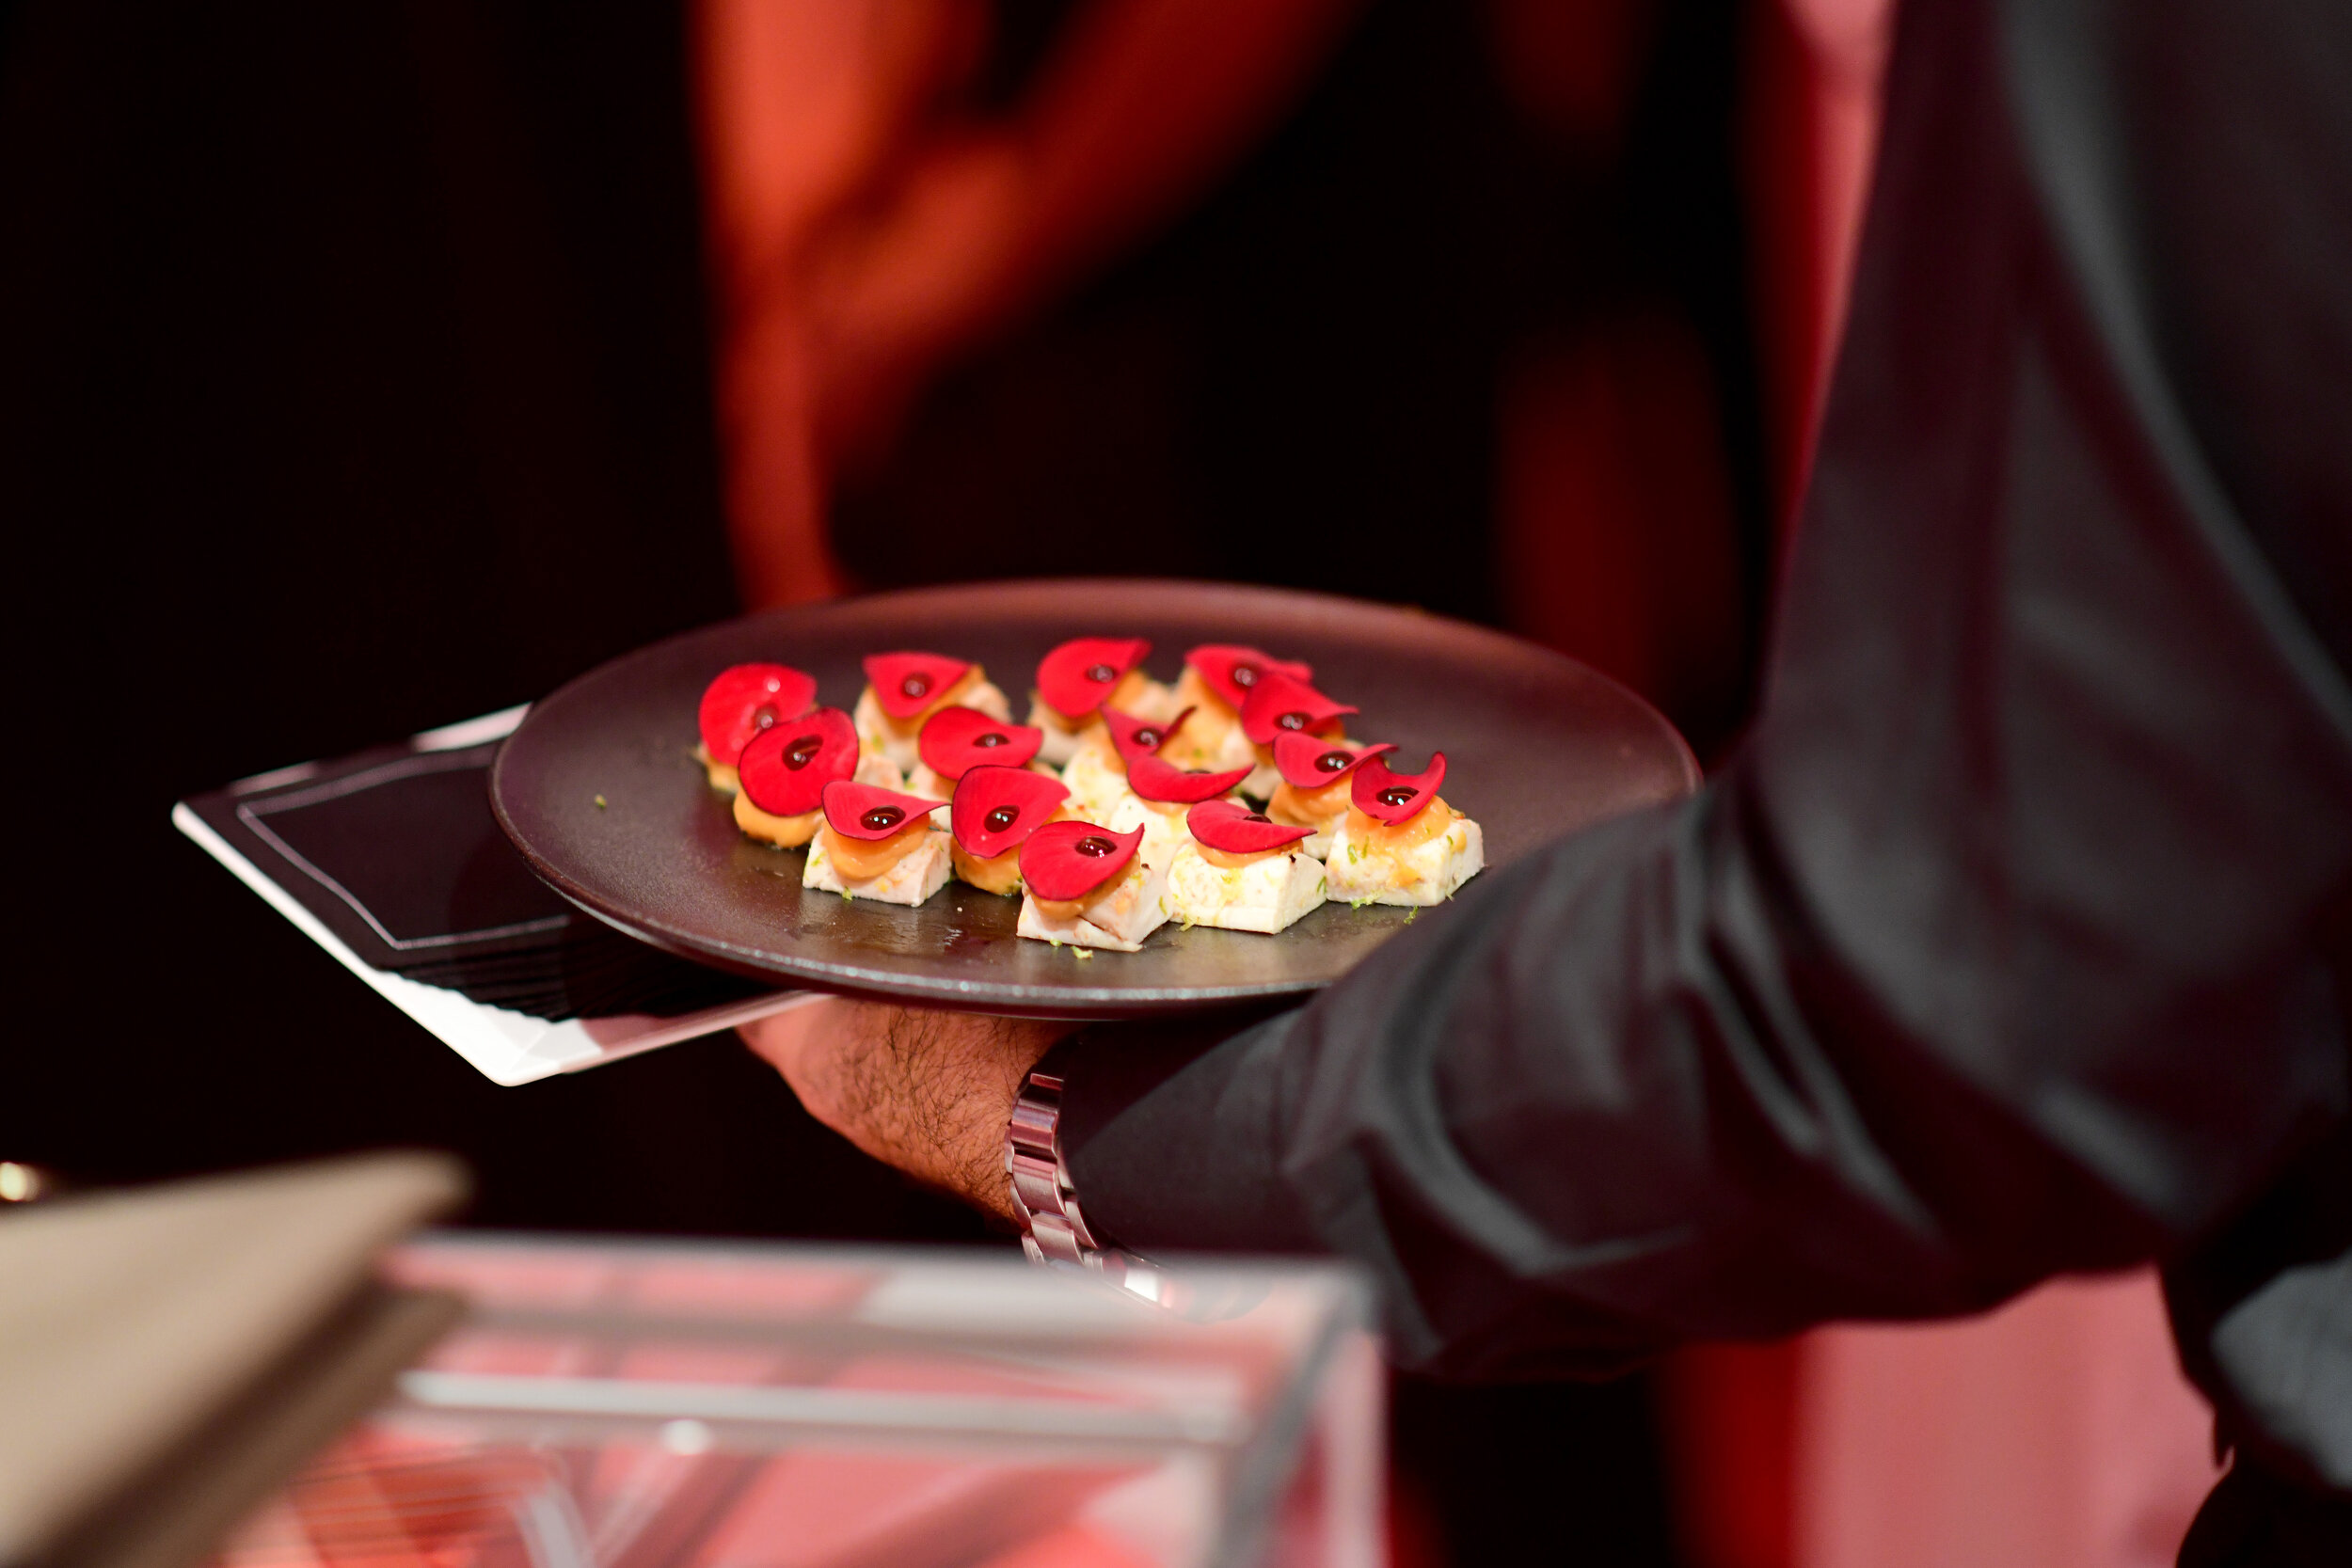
[{"xmin": 1006, "ymin": 1067, "xmax": 1165, "ymax": 1300}]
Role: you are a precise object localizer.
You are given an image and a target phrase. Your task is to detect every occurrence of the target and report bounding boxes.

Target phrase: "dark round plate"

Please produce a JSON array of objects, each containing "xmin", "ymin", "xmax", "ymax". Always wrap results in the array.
[{"xmin": 489, "ymin": 579, "xmax": 1697, "ymax": 1018}]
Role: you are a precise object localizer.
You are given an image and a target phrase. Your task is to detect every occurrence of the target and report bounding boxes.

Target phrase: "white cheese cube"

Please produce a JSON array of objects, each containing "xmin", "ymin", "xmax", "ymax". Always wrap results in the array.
[
  {"xmin": 1103, "ymin": 793, "xmax": 1200, "ymax": 869},
  {"xmin": 856, "ymin": 678, "xmax": 1011, "ymax": 770},
  {"xmin": 1026, "ymin": 698, "xmax": 1089, "ymax": 766},
  {"xmin": 1325, "ymin": 813, "xmax": 1485, "ymax": 907},
  {"xmin": 1016, "ymin": 855, "xmax": 1172, "ymax": 952},
  {"xmin": 1166, "ymin": 844, "xmax": 1327, "ymax": 934},
  {"xmin": 803, "ymin": 829, "xmax": 953, "ymax": 906},
  {"xmin": 1210, "ymin": 722, "xmax": 1258, "ymax": 774},
  {"xmin": 854, "ymin": 750, "xmax": 908, "ymax": 791},
  {"xmin": 1059, "ymin": 742, "xmax": 1132, "ymax": 822},
  {"xmin": 910, "ymin": 759, "xmax": 1054, "ymax": 800}
]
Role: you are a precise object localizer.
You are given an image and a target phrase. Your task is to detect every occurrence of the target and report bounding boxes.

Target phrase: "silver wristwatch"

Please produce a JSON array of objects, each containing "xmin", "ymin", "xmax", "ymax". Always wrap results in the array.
[{"xmin": 1005, "ymin": 1067, "xmax": 1168, "ymax": 1302}]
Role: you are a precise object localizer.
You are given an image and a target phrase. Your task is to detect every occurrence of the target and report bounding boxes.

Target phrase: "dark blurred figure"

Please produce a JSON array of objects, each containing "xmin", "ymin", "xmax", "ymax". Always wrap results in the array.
[
  {"xmin": 0, "ymin": 2, "xmax": 990, "ymax": 1243},
  {"xmin": 833, "ymin": 0, "xmax": 1769, "ymax": 754},
  {"xmin": 696, "ymin": 0, "xmax": 1770, "ymax": 760}
]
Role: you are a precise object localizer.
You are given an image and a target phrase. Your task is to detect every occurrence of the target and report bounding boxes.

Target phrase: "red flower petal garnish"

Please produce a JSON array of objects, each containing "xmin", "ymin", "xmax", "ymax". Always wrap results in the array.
[
  {"xmin": 1127, "ymin": 754, "xmax": 1251, "ymax": 804},
  {"xmin": 737, "ymin": 706, "xmax": 856, "ymax": 817},
  {"xmin": 1022, "ymin": 820, "xmax": 1143, "ymax": 902},
  {"xmin": 1036, "ymin": 637, "xmax": 1151, "ymax": 721},
  {"xmin": 919, "ymin": 705, "xmax": 1043, "ymax": 782},
  {"xmin": 698, "ymin": 663, "xmax": 818, "ymax": 765},
  {"xmin": 950, "ymin": 766, "xmax": 1069, "ymax": 859},
  {"xmin": 1238, "ymin": 671, "xmax": 1358, "ymax": 746},
  {"xmin": 863, "ymin": 651, "xmax": 972, "ymax": 721},
  {"xmin": 1186, "ymin": 645, "xmax": 1312, "ymax": 711},
  {"xmin": 1187, "ymin": 799, "xmax": 1312, "ymax": 855},
  {"xmin": 1104, "ymin": 705, "xmax": 1196, "ymax": 766},
  {"xmin": 1273, "ymin": 735, "xmax": 1396, "ymax": 790},
  {"xmin": 1351, "ymin": 751, "xmax": 1448, "ymax": 826},
  {"xmin": 820, "ymin": 779, "xmax": 946, "ymax": 841}
]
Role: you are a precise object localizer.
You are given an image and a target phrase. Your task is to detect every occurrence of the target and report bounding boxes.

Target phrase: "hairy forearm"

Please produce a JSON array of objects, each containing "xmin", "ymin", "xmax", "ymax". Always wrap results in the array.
[{"xmin": 743, "ymin": 1000, "xmax": 1069, "ymax": 1218}]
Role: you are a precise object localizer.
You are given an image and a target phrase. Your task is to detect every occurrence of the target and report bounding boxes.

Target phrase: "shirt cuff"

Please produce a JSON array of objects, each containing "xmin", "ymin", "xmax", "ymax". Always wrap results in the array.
[{"xmin": 1043, "ymin": 1004, "xmax": 1328, "ymax": 1257}]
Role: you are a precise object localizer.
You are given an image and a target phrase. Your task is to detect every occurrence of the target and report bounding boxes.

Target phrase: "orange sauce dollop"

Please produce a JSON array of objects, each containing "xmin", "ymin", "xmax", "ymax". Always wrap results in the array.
[
  {"xmin": 951, "ymin": 841, "xmax": 1024, "ymax": 895},
  {"xmin": 1345, "ymin": 796, "xmax": 1457, "ymax": 854},
  {"xmin": 735, "ymin": 793, "xmax": 819, "ymax": 847},
  {"xmin": 1267, "ymin": 774, "xmax": 1351, "ymax": 829},
  {"xmin": 822, "ymin": 819, "xmax": 932, "ymax": 879}
]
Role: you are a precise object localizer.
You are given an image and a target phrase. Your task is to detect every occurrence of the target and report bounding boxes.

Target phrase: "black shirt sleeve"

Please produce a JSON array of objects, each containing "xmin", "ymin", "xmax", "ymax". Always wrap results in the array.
[{"xmin": 1052, "ymin": 0, "xmax": 2352, "ymax": 1383}]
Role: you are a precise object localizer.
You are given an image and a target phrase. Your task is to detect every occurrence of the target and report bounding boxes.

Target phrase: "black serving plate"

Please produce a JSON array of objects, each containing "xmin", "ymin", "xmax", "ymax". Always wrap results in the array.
[{"xmin": 489, "ymin": 579, "xmax": 1697, "ymax": 1018}]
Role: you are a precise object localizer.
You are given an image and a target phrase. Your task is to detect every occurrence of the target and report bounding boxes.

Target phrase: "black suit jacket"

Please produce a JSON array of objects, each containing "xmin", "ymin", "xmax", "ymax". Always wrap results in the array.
[{"xmin": 1050, "ymin": 0, "xmax": 2352, "ymax": 1504}]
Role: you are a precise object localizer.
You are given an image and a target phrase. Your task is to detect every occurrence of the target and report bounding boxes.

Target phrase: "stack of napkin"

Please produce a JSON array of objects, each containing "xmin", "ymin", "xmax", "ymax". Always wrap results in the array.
[{"xmin": 179, "ymin": 736, "xmax": 765, "ymax": 1023}]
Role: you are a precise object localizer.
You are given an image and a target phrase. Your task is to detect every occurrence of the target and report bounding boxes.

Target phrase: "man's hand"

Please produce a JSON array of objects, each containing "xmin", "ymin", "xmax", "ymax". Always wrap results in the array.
[{"xmin": 741, "ymin": 1001, "xmax": 1072, "ymax": 1221}]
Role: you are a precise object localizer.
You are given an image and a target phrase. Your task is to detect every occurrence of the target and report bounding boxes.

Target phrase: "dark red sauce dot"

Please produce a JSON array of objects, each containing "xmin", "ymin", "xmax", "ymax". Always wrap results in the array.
[
  {"xmin": 1314, "ymin": 750, "xmax": 1352, "ymax": 772},
  {"xmin": 1085, "ymin": 663, "xmax": 1115, "ymax": 684},
  {"xmin": 1376, "ymin": 785, "xmax": 1418, "ymax": 808},
  {"xmin": 983, "ymin": 805, "xmax": 1020, "ymax": 833},
  {"xmin": 1075, "ymin": 835, "xmax": 1117, "ymax": 857},
  {"xmin": 784, "ymin": 736, "xmax": 821, "ymax": 768},
  {"xmin": 974, "ymin": 732, "xmax": 1007, "ymax": 748},
  {"xmin": 1244, "ymin": 812, "xmax": 1271, "ymax": 823},
  {"xmin": 1134, "ymin": 728, "xmax": 1162, "ymax": 749},
  {"xmin": 900, "ymin": 673, "xmax": 930, "ymax": 699},
  {"xmin": 753, "ymin": 705, "xmax": 779, "ymax": 731},
  {"xmin": 1231, "ymin": 663, "xmax": 1259, "ymax": 689},
  {"xmin": 860, "ymin": 806, "xmax": 906, "ymax": 832},
  {"xmin": 1277, "ymin": 710, "xmax": 1310, "ymax": 731}
]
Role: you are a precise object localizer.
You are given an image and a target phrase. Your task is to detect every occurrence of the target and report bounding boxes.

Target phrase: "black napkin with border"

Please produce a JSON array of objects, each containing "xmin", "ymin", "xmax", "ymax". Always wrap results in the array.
[{"xmin": 181, "ymin": 740, "xmax": 765, "ymax": 1022}]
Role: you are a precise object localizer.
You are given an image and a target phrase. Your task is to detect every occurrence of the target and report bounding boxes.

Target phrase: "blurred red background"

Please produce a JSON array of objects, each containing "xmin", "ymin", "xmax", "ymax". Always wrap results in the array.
[{"xmin": 0, "ymin": 1, "xmax": 2219, "ymax": 1563}]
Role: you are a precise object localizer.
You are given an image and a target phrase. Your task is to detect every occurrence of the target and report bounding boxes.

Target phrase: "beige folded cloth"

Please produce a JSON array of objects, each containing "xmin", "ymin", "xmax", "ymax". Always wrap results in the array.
[{"xmin": 0, "ymin": 1152, "xmax": 468, "ymax": 1568}]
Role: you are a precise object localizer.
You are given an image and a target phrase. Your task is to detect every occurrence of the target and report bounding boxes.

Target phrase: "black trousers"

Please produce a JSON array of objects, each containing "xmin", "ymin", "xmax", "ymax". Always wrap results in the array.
[{"xmin": 2181, "ymin": 1461, "xmax": 2352, "ymax": 1568}]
